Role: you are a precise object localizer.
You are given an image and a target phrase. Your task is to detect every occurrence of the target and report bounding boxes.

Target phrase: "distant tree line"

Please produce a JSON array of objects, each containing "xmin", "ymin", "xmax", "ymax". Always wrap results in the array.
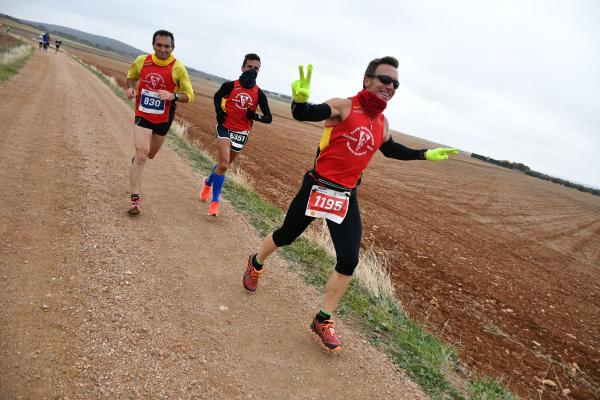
[{"xmin": 471, "ymin": 153, "xmax": 600, "ymax": 197}]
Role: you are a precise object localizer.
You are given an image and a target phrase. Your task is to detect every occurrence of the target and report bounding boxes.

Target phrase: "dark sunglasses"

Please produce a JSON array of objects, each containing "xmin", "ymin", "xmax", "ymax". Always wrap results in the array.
[{"xmin": 368, "ymin": 74, "xmax": 399, "ymax": 89}]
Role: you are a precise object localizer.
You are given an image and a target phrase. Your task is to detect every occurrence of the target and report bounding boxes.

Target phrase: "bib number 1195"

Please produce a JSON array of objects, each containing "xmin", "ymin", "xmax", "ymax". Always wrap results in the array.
[{"xmin": 305, "ymin": 185, "xmax": 350, "ymax": 224}]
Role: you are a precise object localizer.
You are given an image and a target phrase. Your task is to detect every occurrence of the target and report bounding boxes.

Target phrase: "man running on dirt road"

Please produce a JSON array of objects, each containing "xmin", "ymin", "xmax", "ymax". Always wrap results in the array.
[
  {"xmin": 199, "ymin": 53, "xmax": 272, "ymax": 216},
  {"xmin": 242, "ymin": 57, "xmax": 458, "ymax": 351},
  {"xmin": 125, "ymin": 29, "xmax": 194, "ymax": 215}
]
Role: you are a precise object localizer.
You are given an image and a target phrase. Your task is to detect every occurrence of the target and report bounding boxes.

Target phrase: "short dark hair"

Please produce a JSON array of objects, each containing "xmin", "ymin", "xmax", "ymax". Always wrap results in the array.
[
  {"xmin": 242, "ymin": 53, "xmax": 261, "ymax": 68},
  {"xmin": 364, "ymin": 56, "xmax": 399, "ymax": 76},
  {"xmin": 153, "ymin": 30, "xmax": 175, "ymax": 47}
]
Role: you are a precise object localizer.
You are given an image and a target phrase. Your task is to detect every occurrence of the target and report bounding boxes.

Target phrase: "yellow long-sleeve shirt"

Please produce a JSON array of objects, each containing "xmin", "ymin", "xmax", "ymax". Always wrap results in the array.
[{"xmin": 127, "ymin": 54, "xmax": 195, "ymax": 103}]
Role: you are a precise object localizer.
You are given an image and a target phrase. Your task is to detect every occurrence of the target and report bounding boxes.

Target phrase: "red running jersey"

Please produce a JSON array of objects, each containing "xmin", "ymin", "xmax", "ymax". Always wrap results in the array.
[
  {"xmin": 222, "ymin": 80, "xmax": 259, "ymax": 132},
  {"xmin": 135, "ymin": 55, "xmax": 176, "ymax": 124},
  {"xmin": 314, "ymin": 95, "xmax": 385, "ymax": 189}
]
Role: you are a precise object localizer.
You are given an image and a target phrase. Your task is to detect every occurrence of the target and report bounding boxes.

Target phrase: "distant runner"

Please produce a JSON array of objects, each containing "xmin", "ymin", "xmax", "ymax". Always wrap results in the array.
[
  {"xmin": 242, "ymin": 57, "xmax": 458, "ymax": 352},
  {"xmin": 199, "ymin": 53, "xmax": 272, "ymax": 216},
  {"xmin": 125, "ymin": 29, "xmax": 194, "ymax": 215},
  {"xmin": 54, "ymin": 39, "xmax": 62, "ymax": 53},
  {"xmin": 42, "ymin": 32, "xmax": 50, "ymax": 52}
]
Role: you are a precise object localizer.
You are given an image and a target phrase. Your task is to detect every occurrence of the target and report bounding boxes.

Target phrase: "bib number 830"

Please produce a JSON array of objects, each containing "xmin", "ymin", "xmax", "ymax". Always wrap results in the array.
[
  {"xmin": 143, "ymin": 97, "xmax": 162, "ymax": 108},
  {"xmin": 138, "ymin": 88, "xmax": 166, "ymax": 114}
]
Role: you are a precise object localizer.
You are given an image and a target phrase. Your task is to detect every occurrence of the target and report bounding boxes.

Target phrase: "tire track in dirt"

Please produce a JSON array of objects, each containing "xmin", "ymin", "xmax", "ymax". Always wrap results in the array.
[{"xmin": 0, "ymin": 49, "xmax": 426, "ymax": 398}]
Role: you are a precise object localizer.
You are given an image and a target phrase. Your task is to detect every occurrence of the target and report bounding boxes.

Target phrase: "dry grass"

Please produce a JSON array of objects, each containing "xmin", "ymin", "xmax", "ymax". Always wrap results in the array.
[
  {"xmin": 87, "ymin": 64, "xmax": 118, "ymax": 87},
  {"xmin": 0, "ymin": 44, "xmax": 30, "ymax": 65},
  {"xmin": 305, "ymin": 219, "xmax": 396, "ymax": 303},
  {"xmin": 169, "ymin": 120, "xmax": 252, "ymax": 189}
]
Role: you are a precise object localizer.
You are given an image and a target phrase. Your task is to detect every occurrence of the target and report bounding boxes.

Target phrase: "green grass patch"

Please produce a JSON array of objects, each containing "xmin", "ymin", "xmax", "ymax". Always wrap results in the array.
[
  {"xmin": 82, "ymin": 56, "xmax": 516, "ymax": 400},
  {"xmin": 467, "ymin": 378, "xmax": 516, "ymax": 400}
]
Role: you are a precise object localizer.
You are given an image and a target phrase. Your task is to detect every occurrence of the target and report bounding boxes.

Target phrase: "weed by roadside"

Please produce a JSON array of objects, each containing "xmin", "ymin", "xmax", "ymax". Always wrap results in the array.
[{"xmin": 0, "ymin": 35, "xmax": 32, "ymax": 82}]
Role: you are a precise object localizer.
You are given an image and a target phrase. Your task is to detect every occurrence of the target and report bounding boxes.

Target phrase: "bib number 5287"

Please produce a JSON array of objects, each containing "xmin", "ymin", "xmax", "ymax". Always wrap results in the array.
[{"xmin": 305, "ymin": 185, "xmax": 350, "ymax": 224}]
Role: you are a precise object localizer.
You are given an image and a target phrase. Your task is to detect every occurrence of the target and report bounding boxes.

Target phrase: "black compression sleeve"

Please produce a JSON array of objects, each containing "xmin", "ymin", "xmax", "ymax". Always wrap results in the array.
[
  {"xmin": 291, "ymin": 102, "xmax": 332, "ymax": 122},
  {"xmin": 256, "ymin": 89, "xmax": 272, "ymax": 123},
  {"xmin": 213, "ymin": 81, "xmax": 234, "ymax": 112},
  {"xmin": 379, "ymin": 137, "xmax": 427, "ymax": 160}
]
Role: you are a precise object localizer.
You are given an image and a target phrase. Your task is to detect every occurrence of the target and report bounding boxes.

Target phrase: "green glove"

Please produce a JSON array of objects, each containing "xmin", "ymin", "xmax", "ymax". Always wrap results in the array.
[
  {"xmin": 425, "ymin": 148, "xmax": 459, "ymax": 161},
  {"xmin": 291, "ymin": 64, "xmax": 312, "ymax": 103}
]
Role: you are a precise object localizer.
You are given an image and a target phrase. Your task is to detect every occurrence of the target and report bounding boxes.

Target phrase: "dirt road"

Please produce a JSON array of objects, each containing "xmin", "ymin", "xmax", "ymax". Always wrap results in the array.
[{"xmin": 0, "ymin": 51, "xmax": 426, "ymax": 398}]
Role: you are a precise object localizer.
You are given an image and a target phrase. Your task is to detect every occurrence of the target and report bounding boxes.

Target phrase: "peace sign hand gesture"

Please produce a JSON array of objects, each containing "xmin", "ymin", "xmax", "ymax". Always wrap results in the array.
[{"xmin": 291, "ymin": 64, "xmax": 313, "ymax": 103}]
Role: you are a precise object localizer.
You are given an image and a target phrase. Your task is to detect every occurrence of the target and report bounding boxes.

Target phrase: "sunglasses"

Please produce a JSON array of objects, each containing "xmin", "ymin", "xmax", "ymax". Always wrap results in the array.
[{"xmin": 368, "ymin": 74, "xmax": 400, "ymax": 89}]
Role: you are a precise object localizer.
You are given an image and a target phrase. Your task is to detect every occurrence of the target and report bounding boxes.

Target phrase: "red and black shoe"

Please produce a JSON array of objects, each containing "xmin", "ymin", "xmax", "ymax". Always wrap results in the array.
[
  {"xmin": 310, "ymin": 318, "xmax": 342, "ymax": 352},
  {"xmin": 242, "ymin": 254, "xmax": 262, "ymax": 292},
  {"xmin": 128, "ymin": 196, "xmax": 141, "ymax": 216}
]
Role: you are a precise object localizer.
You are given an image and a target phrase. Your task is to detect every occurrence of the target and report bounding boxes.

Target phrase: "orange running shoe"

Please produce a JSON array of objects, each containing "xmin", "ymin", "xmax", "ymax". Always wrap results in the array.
[
  {"xmin": 207, "ymin": 201, "xmax": 220, "ymax": 216},
  {"xmin": 242, "ymin": 254, "xmax": 262, "ymax": 292},
  {"xmin": 310, "ymin": 318, "xmax": 341, "ymax": 351},
  {"xmin": 200, "ymin": 178, "xmax": 211, "ymax": 202},
  {"xmin": 127, "ymin": 196, "xmax": 141, "ymax": 216}
]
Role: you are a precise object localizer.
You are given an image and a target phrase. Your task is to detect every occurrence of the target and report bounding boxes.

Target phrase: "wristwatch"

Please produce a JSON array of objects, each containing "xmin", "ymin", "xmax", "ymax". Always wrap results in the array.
[{"xmin": 173, "ymin": 92, "xmax": 180, "ymax": 102}]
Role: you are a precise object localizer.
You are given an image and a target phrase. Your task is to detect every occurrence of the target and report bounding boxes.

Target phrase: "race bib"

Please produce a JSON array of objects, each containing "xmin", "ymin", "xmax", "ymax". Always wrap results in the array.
[
  {"xmin": 138, "ymin": 88, "xmax": 165, "ymax": 114},
  {"xmin": 230, "ymin": 130, "xmax": 249, "ymax": 151},
  {"xmin": 305, "ymin": 185, "xmax": 350, "ymax": 224}
]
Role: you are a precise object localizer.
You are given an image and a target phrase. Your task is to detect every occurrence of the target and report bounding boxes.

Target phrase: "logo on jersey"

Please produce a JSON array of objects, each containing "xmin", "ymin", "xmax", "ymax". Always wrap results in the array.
[
  {"xmin": 142, "ymin": 73, "xmax": 166, "ymax": 91},
  {"xmin": 343, "ymin": 126, "xmax": 375, "ymax": 156},
  {"xmin": 232, "ymin": 93, "xmax": 254, "ymax": 110}
]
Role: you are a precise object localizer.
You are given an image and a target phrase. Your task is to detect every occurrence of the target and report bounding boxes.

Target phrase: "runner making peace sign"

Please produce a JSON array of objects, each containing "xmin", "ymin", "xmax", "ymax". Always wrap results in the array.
[{"xmin": 242, "ymin": 57, "xmax": 458, "ymax": 351}]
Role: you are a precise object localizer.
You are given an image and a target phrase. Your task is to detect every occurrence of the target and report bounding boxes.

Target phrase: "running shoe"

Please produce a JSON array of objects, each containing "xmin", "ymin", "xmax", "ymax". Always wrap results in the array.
[
  {"xmin": 207, "ymin": 201, "xmax": 220, "ymax": 216},
  {"xmin": 200, "ymin": 178, "xmax": 211, "ymax": 202},
  {"xmin": 242, "ymin": 254, "xmax": 262, "ymax": 292},
  {"xmin": 310, "ymin": 318, "xmax": 342, "ymax": 351},
  {"xmin": 128, "ymin": 197, "xmax": 141, "ymax": 216}
]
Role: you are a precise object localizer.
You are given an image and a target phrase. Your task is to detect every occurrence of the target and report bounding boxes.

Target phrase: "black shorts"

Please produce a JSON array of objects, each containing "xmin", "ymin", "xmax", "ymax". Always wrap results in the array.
[
  {"xmin": 272, "ymin": 172, "xmax": 362, "ymax": 276},
  {"xmin": 134, "ymin": 103, "xmax": 176, "ymax": 136},
  {"xmin": 216, "ymin": 124, "xmax": 249, "ymax": 152}
]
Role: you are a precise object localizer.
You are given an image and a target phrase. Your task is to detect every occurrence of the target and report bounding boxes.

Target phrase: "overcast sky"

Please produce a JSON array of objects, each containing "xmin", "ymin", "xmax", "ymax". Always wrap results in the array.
[{"xmin": 3, "ymin": 0, "xmax": 599, "ymax": 187}]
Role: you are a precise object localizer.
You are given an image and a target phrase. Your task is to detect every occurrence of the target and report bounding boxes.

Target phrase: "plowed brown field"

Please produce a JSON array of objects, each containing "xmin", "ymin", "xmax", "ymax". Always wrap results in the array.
[{"xmin": 68, "ymin": 48, "xmax": 600, "ymax": 399}]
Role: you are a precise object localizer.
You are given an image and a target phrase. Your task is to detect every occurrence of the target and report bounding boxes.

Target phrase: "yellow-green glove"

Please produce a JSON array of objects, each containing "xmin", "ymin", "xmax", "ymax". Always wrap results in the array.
[
  {"xmin": 425, "ymin": 148, "xmax": 459, "ymax": 161},
  {"xmin": 291, "ymin": 64, "xmax": 312, "ymax": 103}
]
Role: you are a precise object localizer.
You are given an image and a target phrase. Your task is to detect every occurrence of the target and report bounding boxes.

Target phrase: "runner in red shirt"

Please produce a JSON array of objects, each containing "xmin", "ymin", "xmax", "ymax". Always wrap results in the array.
[
  {"xmin": 242, "ymin": 57, "xmax": 458, "ymax": 351},
  {"xmin": 125, "ymin": 30, "xmax": 194, "ymax": 215},
  {"xmin": 199, "ymin": 53, "xmax": 272, "ymax": 216}
]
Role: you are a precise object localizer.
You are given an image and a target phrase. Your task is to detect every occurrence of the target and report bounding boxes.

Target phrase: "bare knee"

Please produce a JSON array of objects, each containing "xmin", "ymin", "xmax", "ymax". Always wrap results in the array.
[
  {"xmin": 134, "ymin": 151, "xmax": 148, "ymax": 164},
  {"xmin": 217, "ymin": 160, "xmax": 229, "ymax": 173}
]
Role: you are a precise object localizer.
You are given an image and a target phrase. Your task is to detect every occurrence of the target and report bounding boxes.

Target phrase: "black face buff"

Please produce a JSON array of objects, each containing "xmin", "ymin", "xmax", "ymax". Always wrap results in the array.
[{"xmin": 239, "ymin": 68, "xmax": 258, "ymax": 88}]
